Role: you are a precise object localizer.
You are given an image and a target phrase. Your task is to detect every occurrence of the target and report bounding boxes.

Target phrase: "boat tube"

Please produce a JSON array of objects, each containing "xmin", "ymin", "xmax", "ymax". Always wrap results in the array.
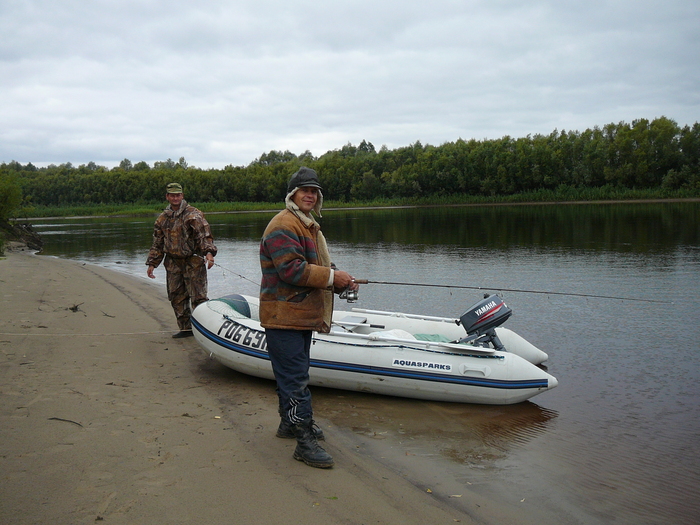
[{"xmin": 191, "ymin": 293, "xmax": 558, "ymax": 405}]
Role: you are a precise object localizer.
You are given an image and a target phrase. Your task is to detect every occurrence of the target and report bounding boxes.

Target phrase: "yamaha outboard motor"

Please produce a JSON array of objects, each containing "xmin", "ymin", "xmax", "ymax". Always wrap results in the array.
[{"xmin": 457, "ymin": 294, "xmax": 513, "ymax": 350}]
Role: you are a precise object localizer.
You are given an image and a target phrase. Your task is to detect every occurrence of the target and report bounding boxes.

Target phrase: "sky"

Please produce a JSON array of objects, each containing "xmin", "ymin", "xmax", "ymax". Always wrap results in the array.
[{"xmin": 1, "ymin": 0, "xmax": 699, "ymax": 169}]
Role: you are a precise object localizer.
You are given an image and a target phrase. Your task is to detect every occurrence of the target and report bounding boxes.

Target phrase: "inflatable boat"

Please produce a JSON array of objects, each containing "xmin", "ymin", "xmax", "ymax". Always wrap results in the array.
[{"xmin": 191, "ymin": 293, "xmax": 558, "ymax": 405}]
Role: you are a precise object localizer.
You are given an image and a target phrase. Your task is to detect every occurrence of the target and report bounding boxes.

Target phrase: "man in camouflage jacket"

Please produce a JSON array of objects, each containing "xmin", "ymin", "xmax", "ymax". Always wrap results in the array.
[{"xmin": 146, "ymin": 183, "xmax": 217, "ymax": 338}]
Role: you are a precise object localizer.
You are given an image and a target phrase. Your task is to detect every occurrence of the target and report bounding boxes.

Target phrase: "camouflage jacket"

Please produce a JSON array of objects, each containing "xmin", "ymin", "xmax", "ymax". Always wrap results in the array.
[{"xmin": 145, "ymin": 200, "xmax": 217, "ymax": 268}]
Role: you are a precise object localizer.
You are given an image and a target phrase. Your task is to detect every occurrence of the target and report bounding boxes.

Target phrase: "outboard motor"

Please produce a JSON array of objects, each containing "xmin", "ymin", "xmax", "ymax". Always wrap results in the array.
[{"xmin": 457, "ymin": 294, "xmax": 513, "ymax": 350}]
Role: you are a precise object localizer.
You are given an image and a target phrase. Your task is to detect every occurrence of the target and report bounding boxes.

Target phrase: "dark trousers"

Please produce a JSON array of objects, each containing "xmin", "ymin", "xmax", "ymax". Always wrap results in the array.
[{"xmin": 265, "ymin": 329, "xmax": 313, "ymax": 425}]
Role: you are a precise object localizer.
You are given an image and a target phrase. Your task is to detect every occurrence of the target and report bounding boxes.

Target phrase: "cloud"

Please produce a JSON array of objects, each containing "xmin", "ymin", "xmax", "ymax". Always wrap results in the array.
[{"xmin": 1, "ymin": 0, "xmax": 698, "ymax": 169}]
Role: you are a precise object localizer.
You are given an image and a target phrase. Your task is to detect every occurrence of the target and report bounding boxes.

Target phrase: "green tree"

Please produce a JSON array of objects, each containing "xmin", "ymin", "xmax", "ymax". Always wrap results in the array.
[
  {"xmin": 0, "ymin": 168, "xmax": 22, "ymax": 219},
  {"xmin": 6, "ymin": 117, "xmax": 700, "ymax": 212}
]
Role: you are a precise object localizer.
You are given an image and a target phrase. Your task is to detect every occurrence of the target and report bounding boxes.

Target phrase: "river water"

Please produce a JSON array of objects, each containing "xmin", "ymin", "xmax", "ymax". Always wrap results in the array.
[{"xmin": 32, "ymin": 201, "xmax": 700, "ymax": 524}]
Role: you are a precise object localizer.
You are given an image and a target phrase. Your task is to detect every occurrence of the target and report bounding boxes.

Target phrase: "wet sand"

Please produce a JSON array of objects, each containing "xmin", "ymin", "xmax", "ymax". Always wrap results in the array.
[{"xmin": 0, "ymin": 250, "xmax": 516, "ymax": 525}]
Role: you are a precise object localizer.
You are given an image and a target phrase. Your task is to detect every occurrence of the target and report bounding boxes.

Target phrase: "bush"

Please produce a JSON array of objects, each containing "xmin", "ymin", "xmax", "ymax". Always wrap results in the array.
[{"xmin": 0, "ymin": 171, "xmax": 22, "ymax": 220}]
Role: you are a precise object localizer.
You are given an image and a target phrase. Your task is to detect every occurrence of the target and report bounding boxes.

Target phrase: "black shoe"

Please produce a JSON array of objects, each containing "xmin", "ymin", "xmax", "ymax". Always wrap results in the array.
[
  {"xmin": 172, "ymin": 330, "xmax": 194, "ymax": 339},
  {"xmin": 277, "ymin": 418, "xmax": 324, "ymax": 440},
  {"xmin": 292, "ymin": 419, "xmax": 334, "ymax": 469}
]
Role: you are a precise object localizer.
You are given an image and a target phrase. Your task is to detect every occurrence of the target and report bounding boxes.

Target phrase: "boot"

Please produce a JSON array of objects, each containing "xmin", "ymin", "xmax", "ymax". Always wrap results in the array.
[
  {"xmin": 277, "ymin": 418, "xmax": 325, "ymax": 440},
  {"xmin": 292, "ymin": 419, "xmax": 334, "ymax": 469}
]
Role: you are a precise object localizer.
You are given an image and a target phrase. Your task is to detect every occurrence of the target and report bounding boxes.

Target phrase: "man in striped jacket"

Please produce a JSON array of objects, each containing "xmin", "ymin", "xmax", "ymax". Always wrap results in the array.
[{"xmin": 259, "ymin": 167, "xmax": 358, "ymax": 469}]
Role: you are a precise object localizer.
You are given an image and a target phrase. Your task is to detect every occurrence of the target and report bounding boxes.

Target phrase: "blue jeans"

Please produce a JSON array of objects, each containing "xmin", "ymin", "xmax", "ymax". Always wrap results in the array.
[{"xmin": 265, "ymin": 329, "xmax": 313, "ymax": 425}]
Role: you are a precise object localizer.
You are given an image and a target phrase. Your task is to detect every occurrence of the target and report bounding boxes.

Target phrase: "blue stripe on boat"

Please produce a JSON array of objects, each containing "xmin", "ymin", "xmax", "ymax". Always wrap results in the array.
[{"xmin": 191, "ymin": 317, "xmax": 549, "ymax": 390}]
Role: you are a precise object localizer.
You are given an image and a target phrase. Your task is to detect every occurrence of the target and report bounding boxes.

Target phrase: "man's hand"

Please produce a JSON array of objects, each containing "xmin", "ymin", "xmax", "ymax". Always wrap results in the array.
[
  {"xmin": 333, "ymin": 270, "xmax": 358, "ymax": 290},
  {"xmin": 147, "ymin": 266, "xmax": 156, "ymax": 279},
  {"xmin": 205, "ymin": 253, "xmax": 215, "ymax": 269}
]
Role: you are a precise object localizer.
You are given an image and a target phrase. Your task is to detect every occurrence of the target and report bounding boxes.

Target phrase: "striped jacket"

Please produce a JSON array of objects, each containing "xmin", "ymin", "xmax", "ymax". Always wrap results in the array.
[{"xmin": 259, "ymin": 209, "xmax": 333, "ymax": 332}]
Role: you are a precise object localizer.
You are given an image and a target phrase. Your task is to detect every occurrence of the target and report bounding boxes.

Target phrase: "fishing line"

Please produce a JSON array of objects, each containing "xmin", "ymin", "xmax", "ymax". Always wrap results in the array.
[
  {"xmin": 202, "ymin": 256, "xmax": 259, "ymax": 287},
  {"xmin": 352, "ymin": 279, "xmax": 671, "ymax": 304},
  {"xmin": 0, "ymin": 330, "xmax": 177, "ymax": 337}
]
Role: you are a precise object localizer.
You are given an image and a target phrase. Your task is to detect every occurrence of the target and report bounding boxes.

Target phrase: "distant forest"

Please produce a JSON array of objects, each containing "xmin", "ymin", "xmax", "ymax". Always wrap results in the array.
[{"xmin": 2, "ymin": 116, "xmax": 699, "ymax": 212}]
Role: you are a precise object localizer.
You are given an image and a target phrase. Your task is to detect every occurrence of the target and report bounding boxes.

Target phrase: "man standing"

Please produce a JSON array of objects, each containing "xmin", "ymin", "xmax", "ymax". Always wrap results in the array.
[
  {"xmin": 259, "ymin": 167, "xmax": 359, "ymax": 468},
  {"xmin": 146, "ymin": 182, "xmax": 217, "ymax": 338}
]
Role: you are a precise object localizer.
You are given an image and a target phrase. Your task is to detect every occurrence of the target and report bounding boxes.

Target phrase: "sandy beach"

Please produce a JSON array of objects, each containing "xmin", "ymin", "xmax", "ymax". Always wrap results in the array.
[{"xmin": 0, "ymin": 250, "xmax": 492, "ymax": 525}]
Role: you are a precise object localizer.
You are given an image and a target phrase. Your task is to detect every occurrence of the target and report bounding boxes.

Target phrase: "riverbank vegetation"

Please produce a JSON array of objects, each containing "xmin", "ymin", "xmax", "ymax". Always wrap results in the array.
[
  {"xmin": 9, "ymin": 186, "xmax": 699, "ymax": 220},
  {"xmin": 2, "ymin": 116, "xmax": 699, "ymax": 219}
]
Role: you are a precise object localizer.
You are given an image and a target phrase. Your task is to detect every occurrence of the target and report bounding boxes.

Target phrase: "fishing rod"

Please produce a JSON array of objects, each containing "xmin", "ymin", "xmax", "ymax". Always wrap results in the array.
[
  {"xmin": 205, "ymin": 257, "xmax": 670, "ymax": 304},
  {"xmin": 351, "ymin": 279, "xmax": 671, "ymax": 304}
]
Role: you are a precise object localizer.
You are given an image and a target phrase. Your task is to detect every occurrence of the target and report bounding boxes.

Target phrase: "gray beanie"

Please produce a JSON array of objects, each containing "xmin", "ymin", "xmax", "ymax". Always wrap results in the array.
[{"xmin": 287, "ymin": 167, "xmax": 323, "ymax": 193}]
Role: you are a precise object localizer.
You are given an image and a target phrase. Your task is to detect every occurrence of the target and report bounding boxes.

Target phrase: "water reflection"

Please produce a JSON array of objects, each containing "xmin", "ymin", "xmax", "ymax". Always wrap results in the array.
[
  {"xmin": 32, "ymin": 218, "xmax": 154, "ymax": 258},
  {"xmin": 33, "ymin": 201, "xmax": 700, "ymax": 257},
  {"xmin": 318, "ymin": 202, "xmax": 700, "ymax": 253},
  {"xmin": 308, "ymin": 387, "xmax": 559, "ymax": 474}
]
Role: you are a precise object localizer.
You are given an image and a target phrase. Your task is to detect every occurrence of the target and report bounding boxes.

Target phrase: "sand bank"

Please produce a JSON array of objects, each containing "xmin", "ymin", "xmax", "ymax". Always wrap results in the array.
[{"xmin": 0, "ymin": 251, "xmax": 484, "ymax": 525}]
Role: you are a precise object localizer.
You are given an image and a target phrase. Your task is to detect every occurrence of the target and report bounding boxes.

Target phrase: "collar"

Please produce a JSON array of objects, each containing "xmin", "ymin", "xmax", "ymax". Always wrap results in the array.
[{"xmin": 166, "ymin": 199, "xmax": 188, "ymax": 216}]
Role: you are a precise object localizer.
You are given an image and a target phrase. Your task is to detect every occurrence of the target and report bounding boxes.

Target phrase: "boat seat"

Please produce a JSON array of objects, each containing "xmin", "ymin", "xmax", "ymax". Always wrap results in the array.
[{"xmin": 335, "ymin": 315, "xmax": 368, "ymax": 331}]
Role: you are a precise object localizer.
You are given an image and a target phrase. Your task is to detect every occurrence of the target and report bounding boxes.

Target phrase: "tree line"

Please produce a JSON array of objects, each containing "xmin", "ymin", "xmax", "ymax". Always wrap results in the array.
[{"xmin": 2, "ymin": 116, "xmax": 699, "ymax": 214}]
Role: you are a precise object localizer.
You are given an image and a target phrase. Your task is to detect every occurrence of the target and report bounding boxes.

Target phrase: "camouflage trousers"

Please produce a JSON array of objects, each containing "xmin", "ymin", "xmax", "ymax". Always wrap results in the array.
[{"xmin": 164, "ymin": 255, "xmax": 209, "ymax": 330}]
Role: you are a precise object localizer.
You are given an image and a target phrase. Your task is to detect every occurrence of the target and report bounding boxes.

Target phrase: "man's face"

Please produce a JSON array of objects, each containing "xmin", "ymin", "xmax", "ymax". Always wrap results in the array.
[
  {"xmin": 166, "ymin": 192, "xmax": 183, "ymax": 208},
  {"xmin": 292, "ymin": 186, "xmax": 318, "ymax": 215}
]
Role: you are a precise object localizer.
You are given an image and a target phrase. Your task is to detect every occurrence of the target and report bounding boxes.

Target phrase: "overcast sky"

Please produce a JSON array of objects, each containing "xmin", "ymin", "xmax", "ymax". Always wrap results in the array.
[{"xmin": 2, "ymin": 0, "xmax": 698, "ymax": 169}]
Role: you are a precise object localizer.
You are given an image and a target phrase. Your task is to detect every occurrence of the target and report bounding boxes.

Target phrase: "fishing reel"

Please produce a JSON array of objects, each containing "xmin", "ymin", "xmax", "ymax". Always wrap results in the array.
[{"xmin": 339, "ymin": 287, "xmax": 359, "ymax": 303}]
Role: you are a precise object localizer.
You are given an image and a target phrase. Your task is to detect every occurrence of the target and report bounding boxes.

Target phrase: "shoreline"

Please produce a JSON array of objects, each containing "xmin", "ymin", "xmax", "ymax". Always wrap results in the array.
[{"xmin": 1, "ymin": 251, "xmax": 488, "ymax": 524}]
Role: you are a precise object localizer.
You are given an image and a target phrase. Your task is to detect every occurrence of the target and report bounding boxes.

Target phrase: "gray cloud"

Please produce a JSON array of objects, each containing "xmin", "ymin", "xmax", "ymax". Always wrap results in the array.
[{"xmin": 1, "ymin": 0, "xmax": 698, "ymax": 168}]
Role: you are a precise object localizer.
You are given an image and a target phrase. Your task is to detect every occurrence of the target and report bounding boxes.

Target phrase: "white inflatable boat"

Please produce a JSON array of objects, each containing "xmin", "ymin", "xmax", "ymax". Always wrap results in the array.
[{"xmin": 191, "ymin": 293, "xmax": 558, "ymax": 405}]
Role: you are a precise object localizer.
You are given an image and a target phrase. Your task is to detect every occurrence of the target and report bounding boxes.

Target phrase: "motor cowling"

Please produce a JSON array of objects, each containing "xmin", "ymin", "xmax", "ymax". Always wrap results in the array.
[{"xmin": 459, "ymin": 294, "xmax": 512, "ymax": 336}]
